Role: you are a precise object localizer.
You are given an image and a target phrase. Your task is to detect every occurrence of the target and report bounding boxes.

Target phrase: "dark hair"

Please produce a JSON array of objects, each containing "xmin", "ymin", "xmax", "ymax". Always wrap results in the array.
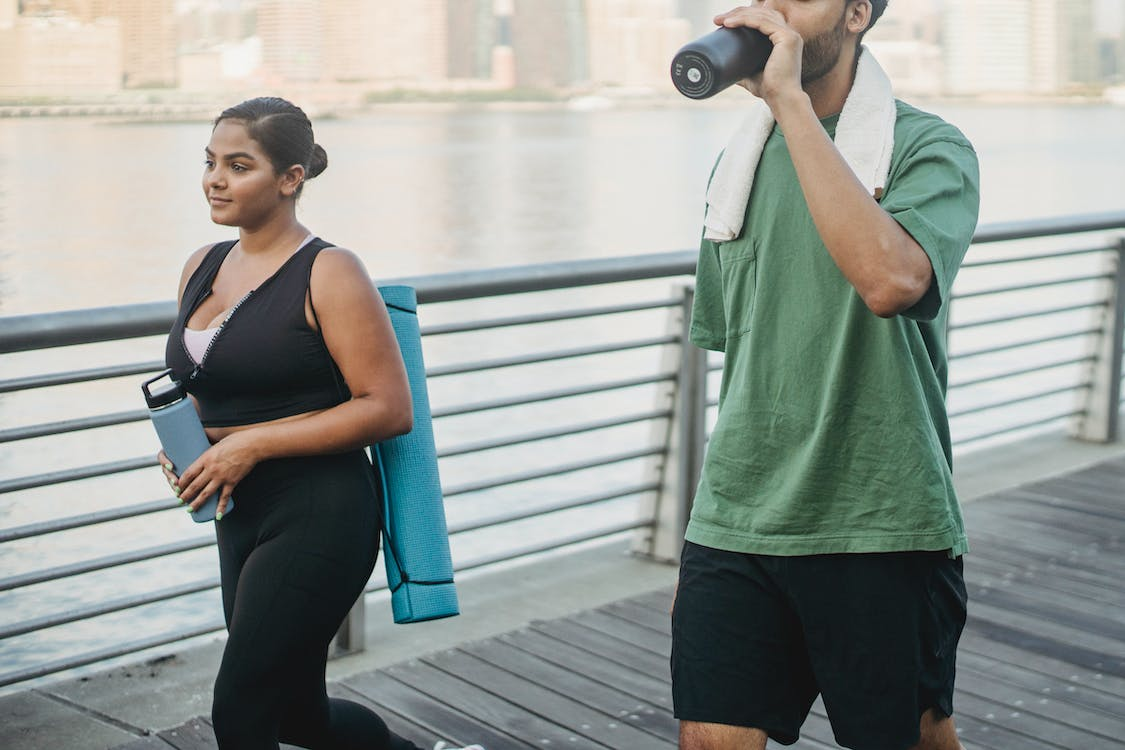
[
  {"xmin": 866, "ymin": 0, "xmax": 888, "ymax": 31},
  {"xmin": 214, "ymin": 97, "xmax": 327, "ymax": 196}
]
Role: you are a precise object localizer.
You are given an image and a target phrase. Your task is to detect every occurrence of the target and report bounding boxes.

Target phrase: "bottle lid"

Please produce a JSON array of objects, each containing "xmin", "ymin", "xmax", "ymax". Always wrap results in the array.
[{"xmin": 141, "ymin": 369, "xmax": 185, "ymax": 409}]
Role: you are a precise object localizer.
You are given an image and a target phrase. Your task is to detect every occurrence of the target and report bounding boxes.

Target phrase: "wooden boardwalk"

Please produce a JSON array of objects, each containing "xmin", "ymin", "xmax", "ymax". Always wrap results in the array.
[{"xmin": 118, "ymin": 455, "xmax": 1125, "ymax": 750}]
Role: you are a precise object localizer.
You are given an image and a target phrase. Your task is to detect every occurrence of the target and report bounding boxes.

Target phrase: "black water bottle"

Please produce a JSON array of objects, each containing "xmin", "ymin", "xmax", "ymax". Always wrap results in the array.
[{"xmin": 670, "ymin": 26, "xmax": 773, "ymax": 99}]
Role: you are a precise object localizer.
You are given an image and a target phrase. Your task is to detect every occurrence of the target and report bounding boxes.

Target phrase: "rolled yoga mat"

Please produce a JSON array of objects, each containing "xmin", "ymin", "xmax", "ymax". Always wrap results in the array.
[{"xmin": 371, "ymin": 285, "xmax": 459, "ymax": 624}]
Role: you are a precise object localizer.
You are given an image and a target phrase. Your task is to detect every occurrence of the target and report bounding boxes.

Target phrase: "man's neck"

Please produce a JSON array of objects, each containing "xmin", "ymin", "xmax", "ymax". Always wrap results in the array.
[{"xmin": 804, "ymin": 46, "xmax": 861, "ymax": 119}]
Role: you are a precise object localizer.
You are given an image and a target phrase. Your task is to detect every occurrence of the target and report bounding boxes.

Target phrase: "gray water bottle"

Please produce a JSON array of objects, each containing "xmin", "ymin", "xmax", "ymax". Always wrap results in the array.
[
  {"xmin": 670, "ymin": 26, "xmax": 773, "ymax": 99},
  {"xmin": 142, "ymin": 369, "xmax": 229, "ymax": 522}
]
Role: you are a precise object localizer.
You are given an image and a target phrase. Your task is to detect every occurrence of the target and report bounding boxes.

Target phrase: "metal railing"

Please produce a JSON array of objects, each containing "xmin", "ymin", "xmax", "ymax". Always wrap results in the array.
[{"xmin": 0, "ymin": 212, "xmax": 1122, "ymax": 690}]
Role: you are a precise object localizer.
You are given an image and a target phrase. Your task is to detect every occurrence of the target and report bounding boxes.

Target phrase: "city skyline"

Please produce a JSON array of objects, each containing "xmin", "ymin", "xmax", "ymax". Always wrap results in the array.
[{"xmin": 2, "ymin": 0, "xmax": 1124, "ymax": 101}]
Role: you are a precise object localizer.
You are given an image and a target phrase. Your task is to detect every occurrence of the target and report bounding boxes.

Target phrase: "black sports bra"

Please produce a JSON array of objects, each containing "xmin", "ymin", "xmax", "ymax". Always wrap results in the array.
[{"xmin": 165, "ymin": 238, "xmax": 349, "ymax": 427}]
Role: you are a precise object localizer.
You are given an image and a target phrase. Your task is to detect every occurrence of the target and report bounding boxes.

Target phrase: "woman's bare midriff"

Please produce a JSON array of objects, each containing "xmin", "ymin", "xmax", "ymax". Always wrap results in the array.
[{"xmin": 204, "ymin": 407, "xmax": 329, "ymax": 443}]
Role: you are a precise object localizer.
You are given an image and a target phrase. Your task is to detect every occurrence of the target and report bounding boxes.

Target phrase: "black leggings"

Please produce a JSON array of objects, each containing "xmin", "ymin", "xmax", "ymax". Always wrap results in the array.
[{"xmin": 211, "ymin": 450, "xmax": 421, "ymax": 750}]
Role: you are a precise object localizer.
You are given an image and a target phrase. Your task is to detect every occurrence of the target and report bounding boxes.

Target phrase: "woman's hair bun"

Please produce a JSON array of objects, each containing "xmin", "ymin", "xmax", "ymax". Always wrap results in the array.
[{"xmin": 307, "ymin": 144, "xmax": 328, "ymax": 179}]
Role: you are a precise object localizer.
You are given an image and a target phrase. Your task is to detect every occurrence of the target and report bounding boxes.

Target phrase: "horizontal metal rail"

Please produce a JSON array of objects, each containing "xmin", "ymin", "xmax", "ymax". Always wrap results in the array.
[
  {"xmin": 948, "ymin": 355, "xmax": 1097, "ymax": 390},
  {"xmin": 0, "ymin": 536, "xmax": 215, "ymax": 592},
  {"xmin": 431, "ymin": 371, "xmax": 676, "ymax": 419},
  {"xmin": 421, "ymin": 297, "xmax": 682, "ymax": 336},
  {"xmin": 0, "ymin": 210, "xmax": 1121, "ymax": 693},
  {"xmin": 952, "ymin": 272, "xmax": 1113, "ymax": 300},
  {"xmin": 948, "ymin": 301, "xmax": 1109, "ymax": 331},
  {"xmin": 442, "ymin": 446, "xmax": 663, "ymax": 498},
  {"xmin": 0, "ymin": 456, "xmax": 155, "ymax": 495},
  {"xmin": 0, "ymin": 483, "xmax": 659, "ymax": 643},
  {"xmin": 0, "ymin": 498, "xmax": 176, "ymax": 544},
  {"xmin": 438, "ymin": 408, "xmax": 671, "ymax": 459},
  {"xmin": 960, "ymin": 244, "xmax": 1112, "ymax": 268},
  {"xmin": 0, "ymin": 408, "xmax": 149, "ymax": 444},
  {"xmin": 957, "ymin": 408, "xmax": 1086, "ymax": 445},
  {"xmin": 949, "ymin": 328, "xmax": 1102, "ymax": 361},
  {"xmin": 0, "ymin": 360, "xmax": 165, "ymax": 394},
  {"xmin": 4, "ymin": 211, "xmax": 1122, "ymax": 355},
  {"xmin": 427, "ymin": 335, "xmax": 677, "ymax": 378},
  {"xmin": 0, "ymin": 577, "xmax": 221, "ymax": 641},
  {"xmin": 948, "ymin": 384, "xmax": 1091, "ymax": 419},
  {"xmin": 447, "ymin": 481, "xmax": 659, "ymax": 535},
  {"xmin": 0, "ymin": 523, "xmax": 648, "ymax": 690},
  {"xmin": 0, "ymin": 621, "xmax": 227, "ymax": 689}
]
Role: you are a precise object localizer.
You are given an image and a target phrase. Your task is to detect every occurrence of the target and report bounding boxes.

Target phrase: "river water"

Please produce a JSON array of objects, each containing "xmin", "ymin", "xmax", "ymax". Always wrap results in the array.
[
  {"xmin": 2, "ymin": 100, "xmax": 1123, "ymax": 316},
  {"xmin": 0, "ymin": 100, "xmax": 1123, "ymax": 689}
]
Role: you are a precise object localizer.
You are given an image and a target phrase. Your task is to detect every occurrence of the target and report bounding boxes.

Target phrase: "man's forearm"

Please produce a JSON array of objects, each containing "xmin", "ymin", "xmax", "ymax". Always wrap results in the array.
[{"xmin": 773, "ymin": 93, "xmax": 932, "ymax": 318}]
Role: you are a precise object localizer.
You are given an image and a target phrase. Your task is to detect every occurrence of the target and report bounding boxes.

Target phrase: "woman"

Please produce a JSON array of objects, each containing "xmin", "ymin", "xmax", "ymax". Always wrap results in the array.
[{"xmin": 160, "ymin": 97, "xmax": 482, "ymax": 750}]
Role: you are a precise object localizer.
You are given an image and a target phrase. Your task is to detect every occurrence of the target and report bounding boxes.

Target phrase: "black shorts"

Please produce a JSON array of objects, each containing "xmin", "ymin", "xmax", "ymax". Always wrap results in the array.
[{"xmin": 671, "ymin": 541, "xmax": 967, "ymax": 749}]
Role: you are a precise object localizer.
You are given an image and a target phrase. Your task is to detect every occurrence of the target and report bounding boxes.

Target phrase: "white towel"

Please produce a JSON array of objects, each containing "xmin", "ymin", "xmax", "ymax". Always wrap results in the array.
[{"xmin": 703, "ymin": 46, "xmax": 896, "ymax": 242}]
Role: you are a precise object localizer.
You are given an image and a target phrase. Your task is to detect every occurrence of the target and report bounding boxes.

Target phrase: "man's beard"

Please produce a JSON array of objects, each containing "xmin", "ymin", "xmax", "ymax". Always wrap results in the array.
[{"xmin": 801, "ymin": 14, "xmax": 848, "ymax": 84}]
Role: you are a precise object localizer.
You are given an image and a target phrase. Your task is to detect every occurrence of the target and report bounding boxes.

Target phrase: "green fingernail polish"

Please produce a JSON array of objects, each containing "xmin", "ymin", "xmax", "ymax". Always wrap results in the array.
[
  {"xmin": 215, "ymin": 512, "xmax": 223, "ymax": 521},
  {"xmin": 185, "ymin": 506, "xmax": 195, "ymax": 513},
  {"xmin": 164, "ymin": 462, "xmax": 173, "ymax": 471}
]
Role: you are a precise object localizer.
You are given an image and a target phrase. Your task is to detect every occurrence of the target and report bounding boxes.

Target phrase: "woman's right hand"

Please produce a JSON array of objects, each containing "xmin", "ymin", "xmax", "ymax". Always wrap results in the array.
[{"xmin": 157, "ymin": 450, "xmax": 183, "ymax": 502}]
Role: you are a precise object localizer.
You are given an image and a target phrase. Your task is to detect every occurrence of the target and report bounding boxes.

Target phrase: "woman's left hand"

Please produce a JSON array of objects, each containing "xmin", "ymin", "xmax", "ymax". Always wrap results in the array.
[{"xmin": 176, "ymin": 431, "xmax": 258, "ymax": 519}]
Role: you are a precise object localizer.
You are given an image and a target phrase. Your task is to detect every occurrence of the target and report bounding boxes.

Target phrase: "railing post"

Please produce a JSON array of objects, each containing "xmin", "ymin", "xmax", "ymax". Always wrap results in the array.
[
  {"xmin": 1073, "ymin": 236, "xmax": 1125, "ymax": 443},
  {"xmin": 633, "ymin": 283, "xmax": 707, "ymax": 563},
  {"xmin": 330, "ymin": 596, "xmax": 366, "ymax": 658}
]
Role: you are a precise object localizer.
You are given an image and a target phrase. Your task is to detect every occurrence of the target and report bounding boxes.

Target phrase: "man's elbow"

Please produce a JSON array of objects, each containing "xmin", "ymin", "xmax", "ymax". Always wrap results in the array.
[{"xmin": 861, "ymin": 273, "xmax": 931, "ymax": 319}]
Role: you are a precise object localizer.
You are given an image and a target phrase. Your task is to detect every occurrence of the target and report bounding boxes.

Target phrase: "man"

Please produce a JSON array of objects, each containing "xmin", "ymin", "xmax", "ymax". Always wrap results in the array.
[{"xmin": 670, "ymin": 1, "xmax": 979, "ymax": 749}]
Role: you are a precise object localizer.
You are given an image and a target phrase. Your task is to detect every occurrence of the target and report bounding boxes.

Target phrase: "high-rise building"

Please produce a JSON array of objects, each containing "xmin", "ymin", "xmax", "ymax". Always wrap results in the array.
[
  {"xmin": 865, "ymin": 0, "xmax": 944, "ymax": 96},
  {"xmin": 946, "ymin": 0, "xmax": 1099, "ymax": 95},
  {"xmin": 0, "ymin": 13, "xmax": 121, "ymax": 96},
  {"xmin": 322, "ymin": 0, "xmax": 447, "ymax": 84},
  {"xmin": 1030, "ymin": 0, "xmax": 1097, "ymax": 91},
  {"xmin": 257, "ymin": 0, "xmax": 322, "ymax": 83},
  {"xmin": 447, "ymin": 0, "xmax": 496, "ymax": 80},
  {"xmin": 78, "ymin": 0, "xmax": 177, "ymax": 88},
  {"xmin": 511, "ymin": 0, "xmax": 588, "ymax": 87},
  {"xmin": 586, "ymin": 0, "xmax": 691, "ymax": 89},
  {"xmin": 944, "ymin": 0, "xmax": 1033, "ymax": 94}
]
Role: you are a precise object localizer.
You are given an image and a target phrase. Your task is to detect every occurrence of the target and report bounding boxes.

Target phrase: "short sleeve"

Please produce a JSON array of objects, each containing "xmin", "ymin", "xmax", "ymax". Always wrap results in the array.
[
  {"xmin": 690, "ymin": 237, "xmax": 727, "ymax": 351},
  {"xmin": 882, "ymin": 138, "xmax": 980, "ymax": 321}
]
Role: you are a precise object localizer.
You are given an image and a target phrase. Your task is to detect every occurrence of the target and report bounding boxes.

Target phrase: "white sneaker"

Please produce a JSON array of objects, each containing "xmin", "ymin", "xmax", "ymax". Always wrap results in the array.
[{"xmin": 432, "ymin": 743, "xmax": 485, "ymax": 750}]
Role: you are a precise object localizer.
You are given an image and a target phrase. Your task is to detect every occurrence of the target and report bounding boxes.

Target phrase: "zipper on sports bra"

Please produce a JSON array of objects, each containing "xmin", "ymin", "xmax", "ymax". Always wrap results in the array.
[{"xmin": 189, "ymin": 290, "xmax": 253, "ymax": 380}]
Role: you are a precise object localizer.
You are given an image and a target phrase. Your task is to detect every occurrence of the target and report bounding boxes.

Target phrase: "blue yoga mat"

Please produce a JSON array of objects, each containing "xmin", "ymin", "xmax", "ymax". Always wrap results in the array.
[{"xmin": 371, "ymin": 285, "xmax": 459, "ymax": 624}]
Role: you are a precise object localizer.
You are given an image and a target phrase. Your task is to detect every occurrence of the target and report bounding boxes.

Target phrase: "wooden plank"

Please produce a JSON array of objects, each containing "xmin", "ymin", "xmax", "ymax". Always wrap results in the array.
[
  {"xmin": 630, "ymin": 588, "xmax": 676, "ymax": 616},
  {"xmin": 155, "ymin": 717, "xmax": 216, "ymax": 750},
  {"xmin": 600, "ymin": 597, "xmax": 673, "ymax": 633},
  {"xmin": 967, "ymin": 503, "xmax": 1125, "ymax": 552},
  {"xmin": 343, "ymin": 666, "xmax": 528, "ymax": 750},
  {"xmin": 948, "ymin": 690, "xmax": 1086, "ymax": 750},
  {"xmin": 422, "ymin": 648, "xmax": 664, "ymax": 749},
  {"xmin": 966, "ymin": 579, "xmax": 1125, "ymax": 640},
  {"xmin": 530, "ymin": 618, "xmax": 671, "ymax": 681},
  {"xmin": 967, "ymin": 600, "xmax": 1125, "ymax": 675},
  {"xmin": 968, "ymin": 530, "xmax": 1123, "ymax": 581},
  {"xmin": 957, "ymin": 644, "xmax": 1125, "ymax": 712},
  {"xmin": 113, "ymin": 738, "xmax": 176, "ymax": 750},
  {"xmin": 955, "ymin": 658, "xmax": 1125, "ymax": 740},
  {"xmin": 1005, "ymin": 488, "xmax": 1125, "ymax": 522},
  {"xmin": 465, "ymin": 637, "xmax": 679, "ymax": 744},
  {"xmin": 497, "ymin": 628, "xmax": 673, "ymax": 710},
  {"xmin": 385, "ymin": 657, "xmax": 607, "ymax": 748},
  {"xmin": 567, "ymin": 608, "xmax": 672, "ymax": 656},
  {"xmin": 964, "ymin": 555, "xmax": 1123, "ymax": 614}
]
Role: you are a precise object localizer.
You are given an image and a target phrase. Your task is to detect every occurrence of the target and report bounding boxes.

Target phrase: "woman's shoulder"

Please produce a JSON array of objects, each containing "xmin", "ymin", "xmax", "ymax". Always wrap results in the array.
[
  {"xmin": 310, "ymin": 245, "xmax": 369, "ymax": 279},
  {"xmin": 177, "ymin": 241, "xmax": 232, "ymax": 300}
]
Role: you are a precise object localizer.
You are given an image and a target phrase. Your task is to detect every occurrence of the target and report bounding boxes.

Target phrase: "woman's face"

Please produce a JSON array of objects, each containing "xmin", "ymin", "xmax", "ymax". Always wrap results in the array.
[{"xmin": 202, "ymin": 119, "xmax": 296, "ymax": 229}]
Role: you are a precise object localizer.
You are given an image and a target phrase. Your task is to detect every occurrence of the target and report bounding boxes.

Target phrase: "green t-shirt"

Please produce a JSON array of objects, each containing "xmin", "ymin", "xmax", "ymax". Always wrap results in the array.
[{"xmin": 686, "ymin": 100, "xmax": 980, "ymax": 557}]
